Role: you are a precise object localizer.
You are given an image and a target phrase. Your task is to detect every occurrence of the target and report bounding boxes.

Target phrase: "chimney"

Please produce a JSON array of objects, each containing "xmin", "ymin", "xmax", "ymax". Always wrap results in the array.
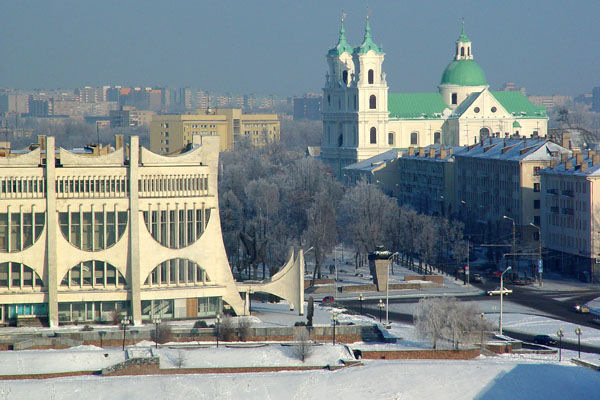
[
  {"xmin": 429, "ymin": 147, "xmax": 436, "ymax": 158},
  {"xmin": 561, "ymin": 153, "xmax": 568, "ymax": 163},
  {"xmin": 440, "ymin": 148, "xmax": 447, "ymax": 159},
  {"xmin": 573, "ymin": 149, "xmax": 580, "ymax": 158},
  {"xmin": 576, "ymin": 153, "xmax": 583, "ymax": 165},
  {"xmin": 523, "ymin": 138, "xmax": 527, "ymax": 148},
  {"xmin": 569, "ymin": 139, "xmax": 572, "ymax": 150},
  {"xmin": 419, "ymin": 147, "xmax": 425, "ymax": 157},
  {"xmin": 489, "ymin": 137, "xmax": 493, "ymax": 145},
  {"xmin": 550, "ymin": 160, "xmax": 558, "ymax": 168},
  {"xmin": 565, "ymin": 160, "xmax": 573, "ymax": 170},
  {"xmin": 588, "ymin": 150, "xmax": 594, "ymax": 159},
  {"xmin": 448, "ymin": 147, "xmax": 453, "ymax": 155},
  {"xmin": 580, "ymin": 162, "xmax": 588, "ymax": 172},
  {"xmin": 38, "ymin": 135, "xmax": 47, "ymax": 151},
  {"xmin": 408, "ymin": 147, "xmax": 414, "ymax": 156},
  {"xmin": 593, "ymin": 155, "xmax": 599, "ymax": 166},
  {"xmin": 561, "ymin": 134, "xmax": 569, "ymax": 149},
  {"xmin": 115, "ymin": 135, "xmax": 124, "ymax": 150}
]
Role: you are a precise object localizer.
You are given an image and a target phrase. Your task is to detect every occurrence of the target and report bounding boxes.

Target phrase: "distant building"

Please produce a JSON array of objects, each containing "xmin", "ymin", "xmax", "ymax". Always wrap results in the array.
[
  {"xmin": 592, "ymin": 86, "xmax": 600, "ymax": 112},
  {"xmin": 27, "ymin": 96, "xmax": 52, "ymax": 117},
  {"xmin": 75, "ymin": 86, "xmax": 105, "ymax": 103},
  {"xmin": 293, "ymin": 95, "xmax": 322, "ymax": 120},
  {"xmin": 109, "ymin": 106, "xmax": 154, "ymax": 128},
  {"xmin": 150, "ymin": 108, "xmax": 279, "ymax": 154},
  {"xmin": 0, "ymin": 93, "xmax": 29, "ymax": 115},
  {"xmin": 528, "ymin": 95, "xmax": 572, "ymax": 109},
  {"xmin": 499, "ymin": 82, "xmax": 526, "ymax": 96}
]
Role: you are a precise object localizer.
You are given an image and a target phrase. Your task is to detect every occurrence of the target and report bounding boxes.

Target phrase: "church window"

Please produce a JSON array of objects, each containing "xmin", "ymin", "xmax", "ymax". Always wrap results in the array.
[
  {"xmin": 451, "ymin": 93, "xmax": 458, "ymax": 105},
  {"xmin": 434, "ymin": 131, "xmax": 441, "ymax": 144},
  {"xmin": 338, "ymin": 134, "xmax": 343, "ymax": 147},
  {"xmin": 388, "ymin": 132, "xmax": 394, "ymax": 145},
  {"xmin": 468, "ymin": 47, "xmax": 471, "ymax": 56},
  {"xmin": 370, "ymin": 127, "xmax": 377, "ymax": 144},
  {"xmin": 461, "ymin": 47, "xmax": 465, "ymax": 57},
  {"xmin": 353, "ymin": 95, "xmax": 357, "ymax": 110},
  {"xmin": 342, "ymin": 70, "xmax": 348, "ymax": 84},
  {"xmin": 491, "ymin": 106, "xmax": 497, "ymax": 113},
  {"xmin": 369, "ymin": 95, "xmax": 376, "ymax": 109},
  {"xmin": 479, "ymin": 127, "xmax": 490, "ymax": 141},
  {"xmin": 410, "ymin": 132, "xmax": 418, "ymax": 145},
  {"xmin": 327, "ymin": 94, "xmax": 330, "ymax": 105},
  {"xmin": 474, "ymin": 107, "xmax": 480, "ymax": 113},
  {"xmin": 368, "ymin": 69, "xmax": 374, "ymax": 84}
]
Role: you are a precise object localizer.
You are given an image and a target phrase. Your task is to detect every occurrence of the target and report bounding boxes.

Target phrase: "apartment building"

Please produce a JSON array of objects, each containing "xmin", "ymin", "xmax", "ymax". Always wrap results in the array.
[{"xmin": 150, "ymin": 108, "xmax": 279, "ymax": 154}]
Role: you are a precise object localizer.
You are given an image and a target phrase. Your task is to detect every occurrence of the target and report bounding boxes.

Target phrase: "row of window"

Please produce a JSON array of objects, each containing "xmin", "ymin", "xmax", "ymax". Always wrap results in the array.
[
  {"xmin": 0, "ymin": 212, "xmax": 45, "ymax": 253},
  {"xmin": 143, "ymin": 208, "xmax": 211, "ymax": 249},
  {"xmin": 0, "ymin": 262, "xmax": 43, "ymax": 289},
  {"xmin": 60, "ymin": 260, "xmax": 126, "ymax": 288},
  {"xmin": 144, "ymin": 258, "xmax": 209, "ymax": 287},
  {"xmin": 59, "ymin": 211, "xmax": 128, "ymax": 251},
  {"xmin": 55, "ymin": 177, "xmax": 129, "ymax": 197},
  {"xmin": 0, "ymin": 178, "xmax": 45, "ymax": 197},
  {"xmin": 138, "ymin": 175, "xmax": 209, "ymax": 196}
]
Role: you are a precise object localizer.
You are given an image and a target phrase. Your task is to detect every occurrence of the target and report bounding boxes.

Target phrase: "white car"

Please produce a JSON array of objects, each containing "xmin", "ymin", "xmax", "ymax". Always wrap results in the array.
[{"xmin": 486, "ymin": 286, "xmax": 512, "ymax": 296}]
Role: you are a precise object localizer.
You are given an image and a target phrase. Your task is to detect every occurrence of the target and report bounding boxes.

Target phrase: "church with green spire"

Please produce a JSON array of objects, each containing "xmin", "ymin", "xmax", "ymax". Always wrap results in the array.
[{"xmin": 320, "ymin": 17, "xmax": 548, "ymax": 177}]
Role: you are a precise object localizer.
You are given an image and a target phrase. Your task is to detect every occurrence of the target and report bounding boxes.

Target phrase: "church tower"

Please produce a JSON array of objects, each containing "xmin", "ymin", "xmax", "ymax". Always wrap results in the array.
[
  {"xmin": 320, "ymin": 15, "xmax": 389, "ymax": 177},
  {"xmin": 438, "ymin": 22, "xmax": 487, "ymax": 109}
]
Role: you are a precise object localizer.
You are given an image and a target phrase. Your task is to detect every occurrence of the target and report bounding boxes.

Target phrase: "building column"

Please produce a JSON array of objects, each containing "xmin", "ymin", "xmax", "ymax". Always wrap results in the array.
[
  {"xmin": 46, "ymin": 137, "xmax": 59, "ymax": 327},
  {"xmin": 128, "ymin": 136, "xmax": 142, "ymax": 325}
]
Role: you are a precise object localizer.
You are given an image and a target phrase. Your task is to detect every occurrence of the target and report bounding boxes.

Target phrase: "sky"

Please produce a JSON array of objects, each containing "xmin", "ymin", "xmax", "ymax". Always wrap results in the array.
[{"xmin": 0, "ymin": 0, "xmax": 599, "ymax": 97}]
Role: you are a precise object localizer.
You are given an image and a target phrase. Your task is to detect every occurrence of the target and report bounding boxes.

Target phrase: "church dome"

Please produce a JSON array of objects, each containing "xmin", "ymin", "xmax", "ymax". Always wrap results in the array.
[{"xmin": 440, "ymin": 59, "xmax": 487, "ymax": 86}]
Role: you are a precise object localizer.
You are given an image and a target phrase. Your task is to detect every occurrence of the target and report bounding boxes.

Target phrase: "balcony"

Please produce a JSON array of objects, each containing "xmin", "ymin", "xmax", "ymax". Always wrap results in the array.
[{"xmin": 562, "ymin": 190, "xmax": 574, "ymax": 198}]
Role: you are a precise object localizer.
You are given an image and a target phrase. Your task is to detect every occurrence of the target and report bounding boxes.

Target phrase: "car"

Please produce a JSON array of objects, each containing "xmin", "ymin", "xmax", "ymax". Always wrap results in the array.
[
  {"xmin": 533, "ymin": 335, "xmax": 558, "ymax": 346},
  {"xmin": 321, "ymin": 296, "xmax": 335, "ymax": 303},
  {"xmin": 486, "ymin": 286, "xmax": 512, "ymax": 296},
  {"xmin": 470, "ymin": 273, "xmax": 483, "ymax": 283},
  {"xmin": 573, "ymin": 304, "xmax": 590, "ymax": 313}
]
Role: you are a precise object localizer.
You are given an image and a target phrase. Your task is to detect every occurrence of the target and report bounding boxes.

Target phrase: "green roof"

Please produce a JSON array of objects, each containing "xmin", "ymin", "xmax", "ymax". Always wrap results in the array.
[
  {"xmin": 354, "ymin": 18, "xmax": 383, "ymax": 54},
  {"xmin": 328, "ymin": 21, "xmax": 354, "ymax": 56},
  {"xmin": 388, "ymin": 93, "xmax": 448, "ymax": 119},
  {"xmin": 491, "ymin": 91, "xmax": 547, "ymax": 118},
  {"xmin": 440, "ymin": 59, "xmax": 487, "ymax": 86},
  {"xmin": 513, "ymin": 121, "xmax": 522, "ymax": 128}
]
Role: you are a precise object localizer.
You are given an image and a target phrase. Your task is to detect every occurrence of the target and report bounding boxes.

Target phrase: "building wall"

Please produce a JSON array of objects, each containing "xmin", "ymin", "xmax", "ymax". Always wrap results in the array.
[{"xmin": 0, "ymin": 135, "xmax": 244, "ymax": 327}]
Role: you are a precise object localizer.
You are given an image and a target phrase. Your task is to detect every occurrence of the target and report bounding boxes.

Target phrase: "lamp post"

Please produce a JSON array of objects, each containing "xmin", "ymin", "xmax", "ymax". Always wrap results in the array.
[
  {"xmin": 120, "ymin": 316, "xmax": 131, "ymax": 351},
  {"xmin": 358, "ymin": 293, "xmax": 364, "ymax": 315},
  {"xmin": 530, "ymin": 222, "xmax": 543, "ymax": 287},
  {"xmin": 499, "ymin": 266, "xmax": 512, "ymax": 335},
  {"xmin": 377, "ymin": 299, "xmax": 384, "ymax": 323},
  {"xmin": 575, "ymin": 326, "xmax": 582, "ymax": 359},
  {"xmin": 152, "ymin": 316, "xmax": 162, "ymax": 349},
  {"xmin": 98, "ymin": 330, "xmax": 106, "ymax": 348},
  {"xmin": 215, "ymin": 314, "xmax": 221, "ymax": 348},
  {"xmin": 557, "ymin": 328, "xmax": 564, "ymax": 362},
  {"xmin": 248, "ymin": 287, "xmax": 254, "ymax": 315},
  {"xmin": 331, "ymin": 312, "xmax": 338, "ymax": 345},
  {"xmin": 503, "ymin": 216, "xmax": 516, "ymax": 274},
  {"xmin": 386, "ymin": 252, "xmax": 399, "ymax": 328}
]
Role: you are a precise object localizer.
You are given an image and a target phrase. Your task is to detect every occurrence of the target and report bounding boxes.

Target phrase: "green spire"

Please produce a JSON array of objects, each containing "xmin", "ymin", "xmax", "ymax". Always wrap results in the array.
[
  {"xmin": 458, "ymin": 19, "xmax": 470, "ymax": 43},
  {"xmin": 355, "ymin": 16, "xmax": 383, "ymax": 54},
  {"xmin": 328, "ymin": 18, "xmax": 354, "ymax": 56}
]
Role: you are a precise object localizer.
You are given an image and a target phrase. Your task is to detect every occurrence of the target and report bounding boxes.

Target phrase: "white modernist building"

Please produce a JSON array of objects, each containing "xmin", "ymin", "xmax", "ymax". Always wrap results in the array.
[
  {"xmin": 321, "ymin": 18, "xmax": 548, "ymax": 177},
  {"xmin": 0, "ymin": 135, "xmax": 303, "ymax": 327}
]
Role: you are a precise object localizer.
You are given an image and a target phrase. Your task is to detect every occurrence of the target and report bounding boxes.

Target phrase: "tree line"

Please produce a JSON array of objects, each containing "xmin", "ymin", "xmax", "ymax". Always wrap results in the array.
[{"xmin": 218, "ymin": 141, "xmax": 469, "ymax": 281}]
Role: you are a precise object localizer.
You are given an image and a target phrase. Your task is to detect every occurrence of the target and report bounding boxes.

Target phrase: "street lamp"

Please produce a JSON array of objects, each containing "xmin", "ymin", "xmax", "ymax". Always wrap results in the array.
[
  {"xmin": 331, "ymin": 312, "xmax": 339, "ymax": 345},
  {"xmin": 530, "ymin": 222, "xmax": 543, "ymax": 287},
  {"xmin": 386, "ymin": 252, "xmax": 399, "ymax": 328},
  {"xmin": 248, "ymin": 287, "xmax": 254, "ymax": 315},
  {"xmin": 503, "ymin": 216, "xmax": 516, "ymax": 274},
  {"xmin": 557, "ymin": 328, "xmax": 564, "ymax": 362},
  {"xmin": 358, "ymin": 293, "xmax": 364, "ymax": 315},
  {"xmin": 152, "ymin": 316, "xmax": 162, "ymax": 349},
  {"xmin": 499, "ymin": 266, "xmax": 512, "ymax": 335},
  {"xmin": 215, "ymin": 314, "xmax": 221, "ymax": 348},
  {"xmin": 377, "ymin": 299, "xmax": 384, "ymax": 323},
  {"xmin": 120, "ymin": 316, "xmax": 131, "ymax": 351},
  {"xmin": 575, "ymin": 326, "xmax": 582, "ymax": 359}
]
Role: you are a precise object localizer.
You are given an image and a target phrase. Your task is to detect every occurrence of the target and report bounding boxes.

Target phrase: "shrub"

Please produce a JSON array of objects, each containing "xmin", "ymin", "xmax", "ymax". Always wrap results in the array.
[
  {"xmin": 110, "ymin": 308, "xmax": 124, "ymax": 325},
  {"xmin": 236, "ymin": 317, "xmax": 252, "ymax": 341},
  {"xmin": 294, "ymin": 321, "xmax": 307, "ymax": 327},
  {"xmin": 193, "ymin": 320, "xmax": 208, "ymax": 329},
  {"xmin": 151, "ymin": 323, "xmax": 173, "ymax": 345},
  {"xmin": 217, "ymin": 316, "xmax": 235, "ymax": 342},
  {"xmin": 81, "ymin": 325, "xmax": 94, "ymax": 331},
  {"xmin": 292, "ymin": 327, "xmax": 313, "ymax": 362}
]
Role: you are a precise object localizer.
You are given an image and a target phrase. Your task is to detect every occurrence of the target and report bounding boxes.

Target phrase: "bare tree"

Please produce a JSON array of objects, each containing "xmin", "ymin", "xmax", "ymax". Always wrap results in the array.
[
  {"xmin": 292, "ymin": 327, "xmax": 313, "ymax": 362},
  {"xmin": 236, "ymin": 317, "xmax": 253, "ymax": 341},
  {"xmin": 172, "ymin": 349, "xmax": 187, "ymax": 369},
  {"xmin": 306, "ymin": 296, "xmax": 314, "ymax": 327},
  {"xmin": 217, "ymin": 316, "xmax": 236, "ymax": 342},
  {"xmin": 414, "ymin": 297, "xmax": 447, "ymax": 349},
  {"xmin": 150, "ymin": 323, "xmax": 173, "ymax": 345}
]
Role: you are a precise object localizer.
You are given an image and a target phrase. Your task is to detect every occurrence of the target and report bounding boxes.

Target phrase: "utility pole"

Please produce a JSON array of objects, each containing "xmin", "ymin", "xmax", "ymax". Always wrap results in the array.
[{"xmin": 503, "ymin": 216, "xmax": 516, "ymax": 275}]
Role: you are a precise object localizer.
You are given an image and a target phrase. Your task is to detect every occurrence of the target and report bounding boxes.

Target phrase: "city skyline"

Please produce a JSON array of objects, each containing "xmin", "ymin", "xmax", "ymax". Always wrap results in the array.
[{"xmin": 0, "ymin": 1, "xmax": 598, "ymax": 96}]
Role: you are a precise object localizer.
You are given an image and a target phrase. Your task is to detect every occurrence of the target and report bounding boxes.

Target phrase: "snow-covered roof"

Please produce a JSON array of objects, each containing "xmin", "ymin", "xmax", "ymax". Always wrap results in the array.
[
  {"xmin": 453, "ymin": 138, "xmax": 569, "ymax": 162},
  {"xmin": 539, "ymin": 150, "xmax": 600, "ymax": 177},
  {"xmin": 343, "ymin": 149, "xmax": 401, "ymax": 172}
]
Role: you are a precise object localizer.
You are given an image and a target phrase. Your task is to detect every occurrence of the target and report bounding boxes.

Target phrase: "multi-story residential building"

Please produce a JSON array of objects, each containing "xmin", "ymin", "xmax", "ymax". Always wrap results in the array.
[
  {"xmin": 454, "ymin": 138, "xmax": 570, "ymax": 243},
  {"xmin": 293, "ymin": 95, "xmax": 322, "ymax": 121},
  {"xmin": 540, "ymin": 150, "xmax": 600, "ymax": 282},
  {"xmin": 0, "ymin": 134, "xmax": 248, "ymax": 327},
  {"xmin": 75, "ymin": 86, "xmax": 105, "ymax": 103},
  {"xmin": 109, "ymin": 106, "xmax": 155, "ymax": 128},
  {"xmin": 150, "ymin": 108, "xmax": 279, "ymax": 154}
]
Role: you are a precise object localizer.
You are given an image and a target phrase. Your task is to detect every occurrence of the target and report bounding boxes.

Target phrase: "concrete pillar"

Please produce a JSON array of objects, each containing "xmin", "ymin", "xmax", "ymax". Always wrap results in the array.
[
  {"xmin": 298, "ymin": 249, "xmax": 305, "ymax": 316},
  {"xmin": 369, "ymin": 259, "xmax": 389, "ymax": 292},
  {"xmin": 46, "ymin": 136, "xmax": 59, "ymax": 327},
  {"xmin": 128, "ymin": 136, "xmax": 142, "ymax": 325}
]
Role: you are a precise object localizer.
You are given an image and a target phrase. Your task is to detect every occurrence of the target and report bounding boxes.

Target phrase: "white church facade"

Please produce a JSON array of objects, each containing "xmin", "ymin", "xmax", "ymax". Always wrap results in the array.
[{"xmin": 320, "ymin": 18, "xmax": 548, "ymax": 177}]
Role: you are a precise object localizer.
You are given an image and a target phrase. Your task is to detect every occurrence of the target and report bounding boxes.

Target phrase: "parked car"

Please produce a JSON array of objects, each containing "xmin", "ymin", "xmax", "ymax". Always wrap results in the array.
[
  {"xmin": 573, "ymin": 304, "xmax": 590, "ymax": 313},
  {"xmin": 486, "ymin": 286, "xmax": 512, "ymax": 296},
  {"xmin": 471, "ymin": 273, "xmax": 483, "ymax": 283},
  {"xmin": 321, "ymin": 296, "xmax": 335, "ymax": 304},
  {"xmin": 533, "ymin": 335, "xmax": 558, "ymax": 346}
]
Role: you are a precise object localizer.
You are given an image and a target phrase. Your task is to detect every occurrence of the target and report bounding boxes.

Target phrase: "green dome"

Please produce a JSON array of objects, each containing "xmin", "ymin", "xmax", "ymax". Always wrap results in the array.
[{"xmin": 440, "ymin": 59, "xmax": 487, "ymax": 86}]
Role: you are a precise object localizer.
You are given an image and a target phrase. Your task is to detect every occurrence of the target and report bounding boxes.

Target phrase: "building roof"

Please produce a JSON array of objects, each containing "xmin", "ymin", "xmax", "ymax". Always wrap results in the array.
[
  {"xmin": 354, "ymin": 18, "xmax": 383, "ymax": 54},
  {"xmin": 328, "ymin": 21, "xmax": 354, "ymax": 56},
  {"xmin": 440, "ymin": 59, "xmax": 487, "ymax": 86},
  {"xmin": 540, "ymin": 151, "xmax": 600, "ymax": 177},
  {"xmin": 343, "ymin": 149, "xmax": 401, "ymax": 172},
  {"xmin": 491, "ymin": 91, "xmax": 547, "ymax": 119},
  {"xmin": 453, "ymin": 138, "xmax": 570, "ymax": 162},
  {"xmin": 388, "ymin": 93, "xmax": 449, "ymax": 119},
  {"xmin": 400, "ymin": 145, "xmax": 458, "ymax": 163},
  {"xmin": 457, "ymin": 23, "xmax": 470, "ymax": 43}
]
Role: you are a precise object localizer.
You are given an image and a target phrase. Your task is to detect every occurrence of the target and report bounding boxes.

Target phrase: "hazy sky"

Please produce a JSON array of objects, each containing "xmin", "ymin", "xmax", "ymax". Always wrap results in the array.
[{"xmin": 1, "ymin": 0, "xmax": 599, "ymax": 96}]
